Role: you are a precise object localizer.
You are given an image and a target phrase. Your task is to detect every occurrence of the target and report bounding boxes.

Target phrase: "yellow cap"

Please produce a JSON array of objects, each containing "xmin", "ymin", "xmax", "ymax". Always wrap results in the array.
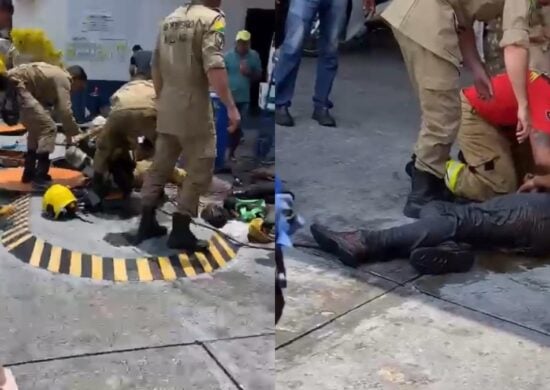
[{"xmin": 236, "ymin": 30, "xmax": 251, "ymax": 42}]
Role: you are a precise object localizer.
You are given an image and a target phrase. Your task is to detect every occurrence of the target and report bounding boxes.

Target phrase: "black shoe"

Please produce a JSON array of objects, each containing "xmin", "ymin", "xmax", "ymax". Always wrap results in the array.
[
  {"xmin": 275, "ymin": 107, "xmax": 295, "ymax": 127},
  {"xmin": 21, "ymin": 150, "xmax": 37, "ymax": 183},
  {"xmin": 34, "ymin": 153, "xmax": 52, "ymax": 184},
  {"xmin": 405, "ymin": 154, "xmax": 416, "ymax": 178},
  {"xmin": 310, "ymin": 223, "xmax": 366, "ymax": 268},
  {"xmin": 410, "ymin": 242, "xmax": 474, "ymax": 275},
  {"xmin": 312, "ymin": 107, "xmax": 336, "ymax": 127},
  {"xmin": 134, "ymin": 206, "xmax": 168, "ymax": 245},
  {"xmin": 403, "ymin": 167, "xmax": 446, "ymax": 219},
  {"xmin": 167, "ymin": 213, "xmax": 209, "ymax": 252}
]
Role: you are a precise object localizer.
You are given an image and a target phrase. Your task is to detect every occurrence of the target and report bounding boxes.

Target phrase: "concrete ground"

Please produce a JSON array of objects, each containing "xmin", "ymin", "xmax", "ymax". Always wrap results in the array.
[
  {"xmin": 275, "ymin": 29, "xmax": 550, "ymax": 389},
  {"xmin": 0, "ymin": 122, "xmax": 275, "ymax": 388}
]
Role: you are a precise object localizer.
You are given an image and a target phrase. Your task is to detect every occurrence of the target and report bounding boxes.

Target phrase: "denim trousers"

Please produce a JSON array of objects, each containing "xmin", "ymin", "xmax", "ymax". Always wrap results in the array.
[{"xmin": 274, "ymin": 0, "xmax": 347, "ymax": 109}]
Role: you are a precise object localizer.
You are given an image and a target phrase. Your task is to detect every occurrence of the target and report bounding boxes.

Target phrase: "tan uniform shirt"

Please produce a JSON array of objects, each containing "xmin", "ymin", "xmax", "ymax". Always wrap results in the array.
[
  {"xmin": 7, "ymin": 62, "xmax": 80, "ymax": 136},
  {"xmin": 110, "ymin": 79, "xmax": 156, "ymax": 113},
  {"xmin": 383, "ymin": 0, "xmax": 532, "ymax": 68},
  {"xmin": 153, "ymin": 4, "xmax": 226, "ymax": 135},
  {"xmin": 528, "ymin": 5, "xmax": 550, "ymax": 74}
]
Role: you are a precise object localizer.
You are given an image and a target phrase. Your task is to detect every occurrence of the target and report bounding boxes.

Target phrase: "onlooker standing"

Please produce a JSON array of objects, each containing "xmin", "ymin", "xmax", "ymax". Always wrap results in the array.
[
  {"xmin": 274, "ymin": 0, "xmax": 375, "ymax": 128},
  {"xmin": 224, "ymin": 30, "xmax": 262, "ymax": 160},
  {"xmin": 129, "ymin": 44, "xmax": 152, "ymax": 80}
]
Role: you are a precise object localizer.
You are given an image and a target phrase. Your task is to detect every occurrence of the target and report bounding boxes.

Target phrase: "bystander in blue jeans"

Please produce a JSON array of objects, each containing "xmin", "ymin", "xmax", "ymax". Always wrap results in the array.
[{"xmin": 275, "ymin": 0, "xmax": 347, "ymax": 127}]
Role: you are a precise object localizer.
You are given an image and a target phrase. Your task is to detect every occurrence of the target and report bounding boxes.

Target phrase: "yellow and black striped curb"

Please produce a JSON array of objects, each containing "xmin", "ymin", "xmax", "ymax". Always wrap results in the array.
[{"xmin": 1, "ymin": 195, "xmax": 240, "ymax": 282}]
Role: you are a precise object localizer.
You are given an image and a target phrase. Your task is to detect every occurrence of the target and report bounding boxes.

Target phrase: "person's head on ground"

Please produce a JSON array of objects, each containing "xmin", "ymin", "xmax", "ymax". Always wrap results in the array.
[
  {"xmin": 67, "ymin": 65, "xmax": 87, "ymax": 93},
  {"xmin": 235, "ymin": 30, "xmax": 251, "ymax": 56},
  {"xmin": 132, "ymin": 44, "xmax": 142, "ymax": 54}
]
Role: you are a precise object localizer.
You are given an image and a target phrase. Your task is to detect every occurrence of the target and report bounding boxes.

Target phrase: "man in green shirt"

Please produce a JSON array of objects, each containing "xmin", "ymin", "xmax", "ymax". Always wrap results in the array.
[{"xmin": 224, "ymin": 30, "xmax": 262, "ymax": 160}]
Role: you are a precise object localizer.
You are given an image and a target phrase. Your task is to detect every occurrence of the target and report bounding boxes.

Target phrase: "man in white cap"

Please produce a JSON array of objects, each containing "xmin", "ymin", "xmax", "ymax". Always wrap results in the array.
[{"xmin": 224, "ymin": 30, "xmax": 262, "ymax": 160}]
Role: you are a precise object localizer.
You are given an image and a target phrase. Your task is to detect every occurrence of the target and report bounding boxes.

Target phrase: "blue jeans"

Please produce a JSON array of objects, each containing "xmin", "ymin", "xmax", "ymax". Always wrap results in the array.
[{"xmin": 275, "ymin": 0, "xmax": 347, "ymax": 109}]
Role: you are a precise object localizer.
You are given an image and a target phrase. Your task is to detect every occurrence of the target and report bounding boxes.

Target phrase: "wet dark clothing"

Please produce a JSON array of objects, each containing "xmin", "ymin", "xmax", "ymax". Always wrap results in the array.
[{"xmin": 363, "ymin": 193, "xmax": 550, "ymax": 260}]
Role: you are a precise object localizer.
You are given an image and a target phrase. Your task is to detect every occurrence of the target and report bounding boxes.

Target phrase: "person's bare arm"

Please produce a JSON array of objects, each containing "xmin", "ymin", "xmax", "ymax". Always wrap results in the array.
[
  {"xmin": 207, "ymin": 68, "xmax": 236, "ymax": 109},
  {"xmin": 505, "ymin": 45, "xmax": 529, "ymax": 106},
  {"xmin": 501, "ymin": 0, "xmax": 531, "ymax": 129},
  {"xmin": 458, "ymin": 25, "xmax": 493, "ymax": 99},
  {"xmin": 529, "ymin": 131, "xmax": 550, "ymax": 173}
]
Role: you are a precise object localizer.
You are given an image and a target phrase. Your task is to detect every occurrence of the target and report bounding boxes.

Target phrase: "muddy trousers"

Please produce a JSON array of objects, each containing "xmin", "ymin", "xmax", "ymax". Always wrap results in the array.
[
  {"xmin": 141, "ymin": 132, "xmax": 215, "ymax": 217},
  {"xmin": 392, "ymin": 28, "xmax": 461, "ymax": 179},
  {"xmin": 359, "ymin": 193, "xmax": 550, "ymax": 261}
]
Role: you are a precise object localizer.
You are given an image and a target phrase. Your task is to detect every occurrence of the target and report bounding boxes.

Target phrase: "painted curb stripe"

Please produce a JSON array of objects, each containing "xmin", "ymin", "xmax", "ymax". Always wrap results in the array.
[{"xmin": 1, "ymin": 196, "xmax": 241, "ymax": 282}]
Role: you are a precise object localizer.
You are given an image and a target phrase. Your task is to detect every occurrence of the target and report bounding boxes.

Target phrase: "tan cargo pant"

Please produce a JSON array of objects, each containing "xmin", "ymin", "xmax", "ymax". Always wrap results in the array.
[
  {"xmin": 453, "ymin": 93, "xmax": 533, "ymax": 201},
  {"xmin": 141, "ymin": 129, "xmax": 216, "ymax": 217},
  {"xmin": 18, "ymin": 88, "xmax": 57, "ymax": 154},
  {"xmin": 392, "ymin": 28, "xmax": 461, "ymax": 178},
  {"xmin": 93, "ymin": 108, "xmax": 157, "ymax": 174}
]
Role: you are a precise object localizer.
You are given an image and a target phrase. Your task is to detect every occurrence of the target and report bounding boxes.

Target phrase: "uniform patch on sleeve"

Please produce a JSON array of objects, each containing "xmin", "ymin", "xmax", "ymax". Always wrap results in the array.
[{"xmin": 213, "ymin": 18, "xmax": 225, "ymax": 34}]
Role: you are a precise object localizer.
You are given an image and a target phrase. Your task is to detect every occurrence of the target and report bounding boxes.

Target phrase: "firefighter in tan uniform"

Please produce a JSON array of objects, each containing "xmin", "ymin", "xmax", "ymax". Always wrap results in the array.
[
  {"xmin": 92, "ymin": 78, "xmax": 157, "ymax": 199},
  {"xmin": 382, "ymin": 0, "xmax": 548, "ymax": 218},
  {"xmin": 446, "ymin": 5, "xmax": 550, "ymax": 201},
  {"xmin": 7, "ymin": 62, "xmax": 87, "ymax": 183},
  {"xmin": 136, "ymin": 0, "xmax": 240, "ymax": 252}
]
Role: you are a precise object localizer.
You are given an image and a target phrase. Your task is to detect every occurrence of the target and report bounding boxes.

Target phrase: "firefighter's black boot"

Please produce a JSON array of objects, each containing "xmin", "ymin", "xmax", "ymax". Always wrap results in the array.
[
  {"xmin": 134, "ymin": 206, "xmax": 167, "ymax": 244},
  {"xmin": 410, "ymin": 242, "xmax": 474, "ymax": 275},
  {"xmin": 21, "ymin": 150, "xmax": 37, "ymax": 183},
  {"xmin": 34, "ymin": 152, "xmax": 52, "ymax": 184},
  {"xmin": 167, "ymin": 213, "xmax": 209, "ymax": 252},
  {"xmin": 403, "ymin": 167, "xmax": 445, "ymax": 219}
]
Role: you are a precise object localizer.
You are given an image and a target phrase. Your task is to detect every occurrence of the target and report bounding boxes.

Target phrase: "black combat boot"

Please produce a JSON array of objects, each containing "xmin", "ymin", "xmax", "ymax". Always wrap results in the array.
[
  {"xmin": 167, "ymin": 213, "xmax": 209, "ymax": 252},
  {"xmin": 310, "ymin": 224, "xmax": 368, "ymax": 268},
  {"xmin": 134, "ymin": 206, "xmax": 168, "ymax": 244},
  {"xmin": 405, "ymin": 154, "xmax": 416, "ymax": 178},
  {"xmin": 403, "ymin": 167, "xmax": 446, "ymax": 219},
  {"xmin": 409, "ymin": 242, "xmax": 475, "ymax": 275},
  {"xmin": 312, "ymin": 107, "xmax": 336, "ymax": 127},
  {"xmin": 21, "ymin": 150, "xmax": 37, "ymax": 183},
  {"xmin": 34, "ymin": 153, "xmax": 52, "ymax": 184},
  {"xmin": 275, "ymin": 106, "xmax": 295, "ymax": 127}
]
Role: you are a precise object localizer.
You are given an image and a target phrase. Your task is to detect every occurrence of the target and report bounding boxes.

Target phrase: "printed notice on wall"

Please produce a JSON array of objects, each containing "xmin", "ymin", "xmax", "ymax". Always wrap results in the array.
[{"xmin": 66, "ymin": 0, "xmax": 129, "ymax": 62}]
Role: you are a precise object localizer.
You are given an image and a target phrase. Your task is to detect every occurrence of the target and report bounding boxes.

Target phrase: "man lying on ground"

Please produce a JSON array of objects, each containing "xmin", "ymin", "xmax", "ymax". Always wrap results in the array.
[{"xmin": 311, "ymin": 174, "xmax": 550, "ymax": 275}]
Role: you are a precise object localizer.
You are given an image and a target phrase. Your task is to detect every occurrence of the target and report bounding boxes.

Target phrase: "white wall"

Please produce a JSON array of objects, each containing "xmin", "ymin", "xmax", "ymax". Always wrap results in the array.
[{"xmin": 13, "ymin": 0, "xmax": 273, "ymax": 81}]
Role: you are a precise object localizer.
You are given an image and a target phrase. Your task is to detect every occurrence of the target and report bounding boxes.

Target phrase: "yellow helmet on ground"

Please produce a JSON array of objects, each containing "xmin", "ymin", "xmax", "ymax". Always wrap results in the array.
[{"xmin": 42, "ymin": 184, "xmax": 78, "ymax": 219}]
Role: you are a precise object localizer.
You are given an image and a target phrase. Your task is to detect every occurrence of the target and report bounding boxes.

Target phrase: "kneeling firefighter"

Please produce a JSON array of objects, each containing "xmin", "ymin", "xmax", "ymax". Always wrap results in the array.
[{"xmin": 92, "ymin": 77, "xmax": 157, "ymax": 200}]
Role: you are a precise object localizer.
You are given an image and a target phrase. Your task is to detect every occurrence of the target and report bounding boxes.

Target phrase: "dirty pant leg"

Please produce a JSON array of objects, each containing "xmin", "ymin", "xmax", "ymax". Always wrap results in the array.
[
  {"xmin": 178, "ymin": 133, "xmax": 216, "ymax": 217},
  {"xmin": 454, "ymin": 94, "xmax": 518, "ymax": 201},
  {"xmin": 392, "ymin": 29, "xmax": 461, "ymax": 178},
  {"xmin": 141, "ymin": 133, "xmax": 182, "ymax": 208},
  {"xmin": 362, "ymin": 212, "xmax": 459, "ymax": 261},
  {"xmin": 20, "ymin": 92, "xmax": 57, "ymax": 154}
]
